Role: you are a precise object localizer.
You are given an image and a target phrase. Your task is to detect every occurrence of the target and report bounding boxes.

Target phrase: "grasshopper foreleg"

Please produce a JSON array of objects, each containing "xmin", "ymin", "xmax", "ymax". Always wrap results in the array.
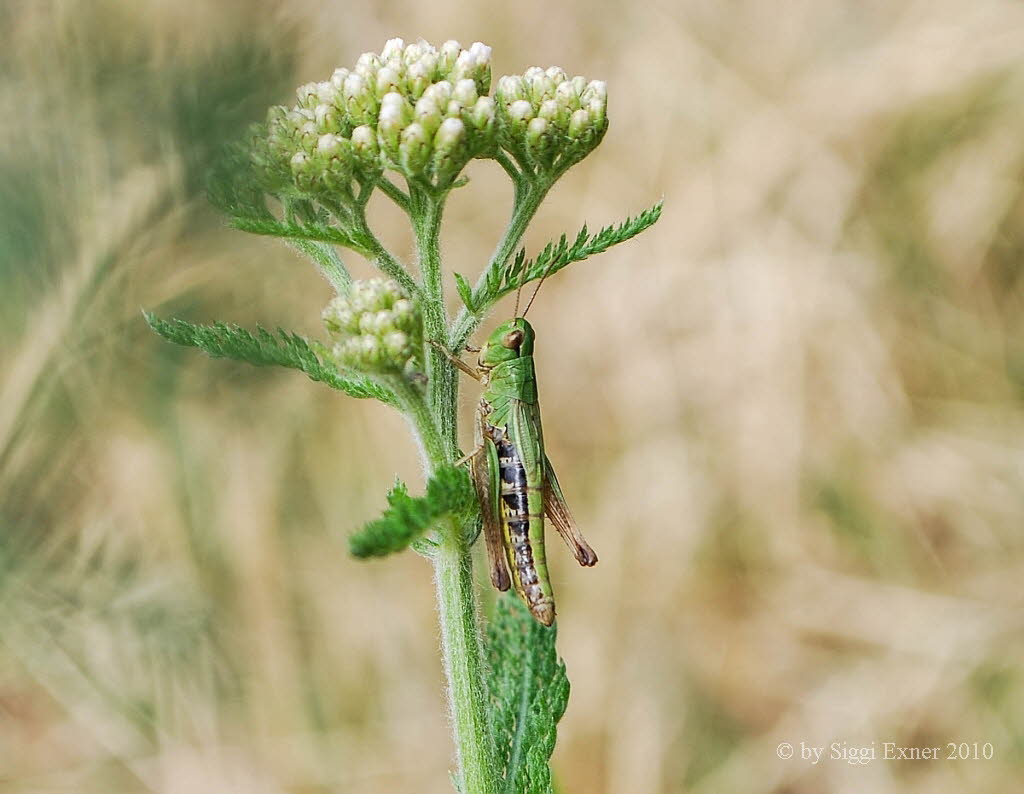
[
  {"xmin": 453, "ymin": 443, "xmax": 484, "ymax": 468},
  {"xmin": 429, "ymin": 340, "xmax": 482, "ymax": 381}
]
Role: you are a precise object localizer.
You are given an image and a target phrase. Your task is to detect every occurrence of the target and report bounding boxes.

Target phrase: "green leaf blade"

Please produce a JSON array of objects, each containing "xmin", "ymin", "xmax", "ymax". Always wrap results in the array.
[
  {"xmin": 143, "ymin": 313, "xmax": 393, "ymax": 403},
  {"xmin": 454, "ymin": 272, "xmax": 476, "ymax": 312},
  {"xmin": 487, "ymin": 594, "xmax": 571, "ymax": 794},
  {"xmin": 229, "ymin": 216, "xmax": 366, "ymax": 251},
  {"xmin": 349, "ymin": 466, "xmax": 476, "ymax": 558}
]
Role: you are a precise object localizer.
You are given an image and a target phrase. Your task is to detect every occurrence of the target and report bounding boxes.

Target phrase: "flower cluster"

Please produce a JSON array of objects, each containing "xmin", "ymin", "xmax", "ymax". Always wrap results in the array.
[
  {"xmin": 252, "ymin": 38, "xmax": 498, "ymax": 196},
  {"xmin": 323, "ymin": 279, "xmax": 422, "ymax": 374},
  {"xmin": 495, "ymin": 67, "xmax": 608, "ymax": 173}
]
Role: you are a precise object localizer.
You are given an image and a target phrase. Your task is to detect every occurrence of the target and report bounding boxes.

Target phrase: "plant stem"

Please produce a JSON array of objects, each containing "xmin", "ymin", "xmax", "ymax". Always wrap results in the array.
[
  {"xmin": 433, "ymin": 521, "xmax": 498, "ymax": 794},
  {"xmin": 404, "ymin": 190, "xmax": 496, "ymax": 792},
  {"xmin": 415, "ymin": 191, "xmax": 460, "ymax": 460}
]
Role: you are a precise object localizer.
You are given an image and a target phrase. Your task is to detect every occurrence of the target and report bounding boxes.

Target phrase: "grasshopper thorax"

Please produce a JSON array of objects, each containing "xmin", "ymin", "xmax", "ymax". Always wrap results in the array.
[{"xmin": 478, "ymin": 317, "xmax": 535, "ymax": 369}]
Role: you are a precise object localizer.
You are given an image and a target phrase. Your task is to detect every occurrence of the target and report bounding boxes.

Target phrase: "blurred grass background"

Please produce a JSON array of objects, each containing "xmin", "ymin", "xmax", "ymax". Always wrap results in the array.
[{"xmin": 3, "ymin": 0, "xmax": 1024, "ymax": 791}]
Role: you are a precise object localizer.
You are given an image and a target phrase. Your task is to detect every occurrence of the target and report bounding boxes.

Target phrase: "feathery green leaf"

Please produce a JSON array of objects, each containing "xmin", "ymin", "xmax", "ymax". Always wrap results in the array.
[
  {"xmin": 229, "ymin": 216, "xmax": 369, "ymax": 252},
  {"xmin": 488, "ymin": 594, "xmax": 570, "ymax": 794},
  {"xmin": 349, "ymin": 466, "xmax": 477, "ymax": 558},
  {"xmin": 490, "ymin": 200, "xmax": 663, "ymax": 307},
  {"xmin": 144, "ymin": 313, "xmax": 393, "ymax": 403},
  {"xmin": 454, "ymin": 272, "xmax": 475, "ymax": 313}
]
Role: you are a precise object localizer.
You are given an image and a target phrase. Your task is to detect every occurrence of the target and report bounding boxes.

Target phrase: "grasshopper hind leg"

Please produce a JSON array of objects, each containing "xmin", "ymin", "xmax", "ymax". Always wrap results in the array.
[
  {"xmin": 543, "ymin": 454, "xmax": 598, "ymax": 567},
  {"xmin": 470, "ymin": 413, "xmax": 511, "ymax": 592}
]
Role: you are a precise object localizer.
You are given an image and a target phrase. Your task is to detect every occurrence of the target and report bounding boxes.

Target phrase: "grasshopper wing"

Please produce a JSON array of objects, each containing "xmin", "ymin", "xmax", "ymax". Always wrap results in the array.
[
  {"xmin": 472, "ymin": 421, "xmax": 511, "ymax": 592},
  {"xmin": 543, "ymin": 455, "xmax": 598, "ymax": 567}
]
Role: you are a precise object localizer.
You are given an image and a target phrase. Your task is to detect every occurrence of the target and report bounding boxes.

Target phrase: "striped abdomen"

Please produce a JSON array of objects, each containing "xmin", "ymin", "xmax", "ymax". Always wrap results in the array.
[{"xmin": 494, "ymin": 432, "xmax": 554, "ymax": 625}]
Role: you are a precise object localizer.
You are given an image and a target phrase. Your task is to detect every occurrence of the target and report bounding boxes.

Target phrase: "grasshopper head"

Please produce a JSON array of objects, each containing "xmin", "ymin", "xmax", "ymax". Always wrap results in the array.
[{"xmin": 478, "ymin": 317, "xmax": 535, "ymax": 368}]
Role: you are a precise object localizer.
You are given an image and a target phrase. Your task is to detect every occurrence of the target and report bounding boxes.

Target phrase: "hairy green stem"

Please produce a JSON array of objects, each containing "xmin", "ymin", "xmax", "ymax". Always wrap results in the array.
[
  {"xmin": 402, "ymin": 189, "xmax": 495, "ymax": 792},
  {"xmin": 393, "ymin": 380, "xmax": 447, "ymax": 466},
  {"xmin": 415, "ymin": 192, "xmax": 460, "ymax": 461},
  {"xmin": 434, "ymin": 522, "xmax": 499, "ymax": 794}
]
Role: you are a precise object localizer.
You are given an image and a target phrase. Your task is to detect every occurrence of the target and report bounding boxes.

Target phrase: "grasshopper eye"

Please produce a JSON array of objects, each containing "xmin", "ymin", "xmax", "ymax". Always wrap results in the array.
[{"xmin": 501, "ymin": 329, "xmax": 524, "ymax": 350}]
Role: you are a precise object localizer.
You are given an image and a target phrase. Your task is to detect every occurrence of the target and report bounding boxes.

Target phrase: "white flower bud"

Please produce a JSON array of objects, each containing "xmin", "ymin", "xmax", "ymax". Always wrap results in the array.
[
  {"xmin": 381, "ymin": 38, "xmax": 405, "ymax": 62},
  {"xmin": 351, "ymin": 124, "xmax": 378, "ymax": 166},
  {"xmin": 582, "ymin": 80, "xmax": 607, "ymax": 104},
  {"xmin": 531, "ymin": 75, "xmax": 556, "ymax": 103},
  {"xmin": 317, "ymin": 133, "xmax": 344, "ymax": 155},
  {"xmin": 439, "ymin": 40, "xmax": 461, "ymax": 74},
  {"xmin": 359, "ymin": 335, "xmax": 382, "ymax": 362},
  {"xmin": 375, "ymin": 65, "xmax": 402, "ymax": 98},
  {"xmin": 402, "ymin": 41, "xmax": 422, "ymax": 63},
  {"xmin": 315, "ymin": 103, "xmax": 341, "ymax": 134},
  {"xmin": 453, "ymin": 46, "xmax": 491, "ymax": 94},
  {"xmin": 469, "ymin": 42, "xmax": 492, "ymax": 64},
  {"xmin": 508, "ymin": 100, "xmax": 534, "ymax": 123},
  {"xmin": 378, "ymin": 92, "xmax": 410, "ymax": 134},
  {"xmin": 378, "ymin": 121, "xmax": 403, "ymax": 157},
  {"xmin": 414, "ymin": 95, "xmax": 443, "ymax": 136},
  {"xmin": 431, "ymin": 117, "xmax": 467, "ymax": 184},
  {"xmin": 526, "ymin": 117, "xmax": 552, "ymax": 167},
  {"xmin": 406, "ymin": 60, "xmax": 434, "ymax": 99},
  {"xmin": 400, "ymin": 122, "xmax": 430, "ymax": 173},
  {"xmin": 538, "ymin": 99, "xmax": 559, "ymax": 122},
  {"xmin": 555, "ymin": 80, "xmax": 580, "ymax": 109},
  {"xmin": 545, "ymin": 66, "xmax": 567, "ymax": 84},
  {"xmin": 355, "ymin": 51, "xmax": 382, "ymax": 79},
  {"xmin": 469, "ymin": 96, "xmax": 495, "ymax": 131},
  {"xmin": 330, "ymin": 67, "xmax": 350, "ymax": 89},
  {"xmin": 497, "ymin": 75, "xmax": 526, "ymax": 104},
  {"xmin": 452, "ymin": 78, "xmax": 478, "ymax": 107},
  {"xmin": 526, "ymin": 117, "xmax": 548, "ymax": 144},
  {"xmin": 421, "ymin": 80, "xmax": 453, "ymax": 109},
  {"xmin": 342, "ymin": 72, "xmax": 365, "ymax": 100},
  {"xmin": 571, "ymin": 75, "xmax": 588, "ymax": 95},
  {"xmin": 392, "ymin": 298, "xmax": 414, "ymax": 319},
  {"xmin": 453, "ymin": 50, "xmax": 476, "ymax": 72},
  {"xmin": 568, "ymin": 108, "xmax": 591, "ymax": 138},
  {"xmin": 373, "ymin": 310, "xmax": 395, "ymax": 333},
  {"xmin": 435, "ymin": 117, "xmax": 465, "ymax": 148},
  {"xmin": 383, "ymin": 331, "xmax": 410, "ymax": 358},
  {"xmin": 315, "ymin": 81, "xmax": 337, "ymax": 104},
  {"xmin": 296, "ymin": 82, "xmax": 319, "ymax": 108}
]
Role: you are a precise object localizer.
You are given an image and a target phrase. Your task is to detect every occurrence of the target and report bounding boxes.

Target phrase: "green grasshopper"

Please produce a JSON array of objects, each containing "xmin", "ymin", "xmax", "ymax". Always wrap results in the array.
[{"xmin": 440, "ymin": 314, "xmax": 598, "ymax": 626}]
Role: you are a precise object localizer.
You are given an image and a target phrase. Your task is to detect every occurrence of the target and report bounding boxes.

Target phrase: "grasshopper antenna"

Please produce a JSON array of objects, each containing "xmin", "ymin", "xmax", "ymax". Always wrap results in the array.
[
  {"xmin": 512, "ymin": 245, "xmax": 529, "ymax": 318},
  {"xmin": 522, "ymin": 257, "xmax": 557, "ymax": 318},
  {"xmin": 513, "ymin": 276, "xmax": 524, "ymax": 318}
]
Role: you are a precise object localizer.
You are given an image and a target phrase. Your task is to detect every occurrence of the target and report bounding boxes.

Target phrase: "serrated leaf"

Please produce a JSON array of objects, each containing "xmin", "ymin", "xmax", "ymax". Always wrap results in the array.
[
  {"xmin": 349, "ymin": 466, "xmax": 477, "ymax": 558},
  {"xmin": 487, "ymin": 594, "xmax": 570, "ymax": 794},
  {"xmin": 492, "ymin": 201, "xmax": 664, "ymax": 308},
  {"xmin": 454, "ymin": 272, "xmax": 475, "ymax": 312},
  {"xmin": 144, "ymin": 313, "xmax": 393, "ymax": 403},
  {"xmin": 229, "ymin": 216, "xmax": 368, "ymax": 252}
]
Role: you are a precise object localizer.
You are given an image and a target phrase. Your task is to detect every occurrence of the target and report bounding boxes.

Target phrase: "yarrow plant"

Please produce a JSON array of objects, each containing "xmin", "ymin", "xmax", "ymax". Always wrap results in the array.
[{"xmin": 147, "ymin": 38, "xmax": 660, "ymax": 793}]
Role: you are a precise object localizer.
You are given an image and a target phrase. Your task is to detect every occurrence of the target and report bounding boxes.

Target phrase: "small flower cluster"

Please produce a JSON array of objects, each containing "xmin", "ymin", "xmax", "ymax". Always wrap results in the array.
[
  {"xmin": 252, "ymin": 38, "xmax": 498, "ymax": 196},
  {"xmin": 323, "ymin": 279, "xmax": 422, "ymax": 374},
  {"xmin": 495, "ymin": 67, "xmax": 608, "ymax": 173}
]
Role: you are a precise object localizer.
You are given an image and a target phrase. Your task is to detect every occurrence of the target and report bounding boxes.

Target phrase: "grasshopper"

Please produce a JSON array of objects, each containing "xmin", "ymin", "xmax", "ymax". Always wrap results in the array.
[{"xmin": 439, "ymin": 316, "xmax": 598, "ymax": 625}]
